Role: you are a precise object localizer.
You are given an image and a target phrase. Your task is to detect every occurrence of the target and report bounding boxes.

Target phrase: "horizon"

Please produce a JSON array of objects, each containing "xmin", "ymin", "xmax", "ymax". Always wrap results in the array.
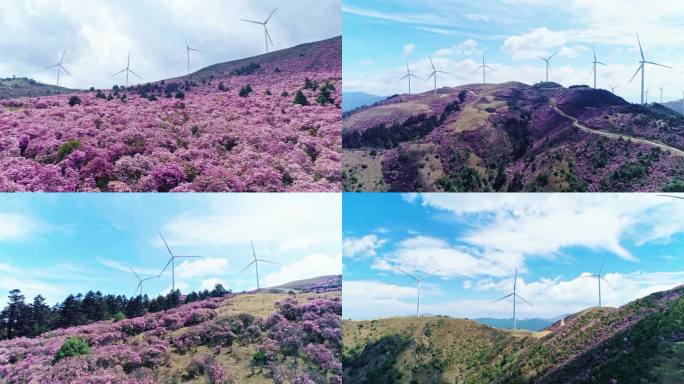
[
  {"xmin": 342, "ymin": 193, "xmax": 684, "ymax": 321},
  {"xmin": 343, "ymin": 0, "xmax": 684, "ymax": 104},
  {"xmin": 0, "ymin": 0, "xmax": 341, "ymax": 89},
  {"xmin": 0, "ymin": 194, "xmax": 342, "ymax": 305}
]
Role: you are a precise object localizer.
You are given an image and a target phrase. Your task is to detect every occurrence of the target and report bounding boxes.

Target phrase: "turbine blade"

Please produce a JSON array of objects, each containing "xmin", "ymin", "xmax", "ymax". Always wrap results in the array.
[
  {"xmin": 265, "ymin": 8, "xmax": 277, "ymax": 24},
  {"xmin": 142, "ymin": 276, "xmax": 157, "ymax": 282},
  {"xmin": 128, "ymin": 69, "xmax": 143, "ymax": 80},
  {"xmin": 251, "ymin": 241, "xmax": 257, "ymax": 261},
  {"xmin": 423, "ymin": 268, "xmax": 441, "ymax": 279},
  {"xmin": 484, "ymin": 65, "xmax": 495, "ymax": 70},
  {"xmin": 60, "ymin": 65, "xmax": 72, "ymax": 77},
  {"xmin": 597, "ymin": 62, "xmax": 608, "ymax": 66},
  {"xmin": 493, "ymin": 293, "xmax": 514, "ymax": 303},
  {"xmin": 159, "ymin": 258, "xmax": 173, "ymax": 276},
  {"xmin": 397, "ymin": 267, "xmax": 418, "ymax": 281},
  {"xmin": 43, "ymin": 64, "xmax": 59, "ymax": 69},
  {"xmin": 159, "ymin": 232, "xmax": 173, "ymax": 256},
  {"xmin": 60, "ymin": 49, "xmax": 67, "ymax": 63},
  {"xmin": 474, "ymin": 65, "xmax": 485, "ymax": 72},
  {"xmin": 129, "ymin": 267, "xmax": 140, "ymax": 280},
  {"xmin": 265, "ymin": 27, "xmax": 274, "ymax": 47},
  {"xmin": 425, "ymin": 72, "xmax": 435, "ymax": 82},
  {"xmin": 399, "ymin": 74, "xmax": 410, "ymax": 81},
  {"xmin": 548, "ymin": 50, "xmax": 559, "ymax": 60},
  {"xmin": 629, "ymin": 64, "xmax": 643, "ymax": 83},
  {"xmin": 645, "ymin": 61, "xmax": 672, "ymax": 69},
  {"xmin": 599, "ymin": 255, "xmax": 607, "ymax": 275},
  {"xmin": 516, "ymin": 294, "xmax": 533, "ymax": 307},
  {"xmin": 240, "ymin": 261, "xmax": 256, "ymax": 273},
  {"xmin": 111, "ymin": 69, "xmax": 127, "ymax": 77},
  {"xmin": 428, "ymin": 56, "xmax": 435, "ymax": 70},
  {"xmin": 257, "ymin": 259, "xmax": 278, "ymax": 265},
  {"xmin": 636, "ymin": 32, "xmax": 644, "ymax": 60},
  {"xmin": 241, "ymin": 19, "xmax": 263, "ymax": 25},
  {"xmin": 601, "ymin": 276, "xmax": 614, "ymax": 288},
  {"xmin": 410, "ymin": 74, "xmax": 421, "ymax": 79}
]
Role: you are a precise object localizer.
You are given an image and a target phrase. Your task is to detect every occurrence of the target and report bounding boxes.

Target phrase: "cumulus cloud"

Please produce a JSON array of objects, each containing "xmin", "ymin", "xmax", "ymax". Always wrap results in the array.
[
  {"xmin": 263, "ymin": 253, "xmax": 341, "ymax": 287},
  {"xmin": 174, "ymin": 258, "xmax": 229, "ymax": 278},
  {"xmin": 434, "ymin": 39, "xmax": 480, "ymax": 57},
  {"xmin": 0, "ymin": 212, "xmax": 41, "ymax": 242},
  {"xmin": 403, "ymin": 43, "xmax": 416, "ymax": 55},
  {"xmin": 501, "ymin": 27, "xmax": 567, "ymax": 60},
  {"xmin": 343, "ymin": 234, "xmax": 385, "ymax": 259}
]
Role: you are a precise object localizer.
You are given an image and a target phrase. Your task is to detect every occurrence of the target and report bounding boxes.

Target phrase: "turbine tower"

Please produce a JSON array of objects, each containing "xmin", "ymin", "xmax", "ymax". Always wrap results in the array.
[
  {"xmin": 43, "ymin": 50, "xmax": 71, "ymax": 86},
  {"xmin": 241, "ymin": 8, "xmax": 277, "ymax": 53},
  {"xmin": 111, "ymin": 50, "xmax": 143, "ymax": 87},
  {"xmin": 629, "ymin": 33, "xmax": 671, "ymax": 105},
  {"xmin": 590, "ymin": 46, "xmax": 607, "ymax": 89},
  {"xmin": 399, "ymin": 62, "xmax": 420, "ymax": 94},
  {"xmin": 158, "ymin": 232, "xmax": 203, "ymax": 292},
  {"xmin": 398, "ymin": 267, "xmax": 440, "ymax": 317},
  {"xmin": 493, "ymin": 268, "xmax": 533, "ymax": 331},
  {"xmin": 240, "ymin": 241, "xmax": 278, "ymax": 290},
  {"xmin": 130, "ymin": 267, "xmax": 156, "ymax": 298},
  {"xmin": 538, "ymin": 50, "xmax": 558, "ymax": 82},
  {"xmin": 582, "ymin": 255, "xmax": 613, "ymax": 307},
  {"xmin": 426, "ymin": 56, "xmax": 449, "ymax": 95},
  {"xmin": 659, "ymin": 86, "xmax": 664, "ymax": 103},
  {"xmin": 475, "ymin": 54, "xmax": 494, "ymax": 85},
  {"xmin": 184, "ymin": 40, "xmax": 201, "ymax": 76}
]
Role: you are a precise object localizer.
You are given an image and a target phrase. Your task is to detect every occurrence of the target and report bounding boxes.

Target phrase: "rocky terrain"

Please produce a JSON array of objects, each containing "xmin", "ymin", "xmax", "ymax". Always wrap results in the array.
[{"xmin": 343, "ymin": 82, "xmax": 684, "ymax": 192}]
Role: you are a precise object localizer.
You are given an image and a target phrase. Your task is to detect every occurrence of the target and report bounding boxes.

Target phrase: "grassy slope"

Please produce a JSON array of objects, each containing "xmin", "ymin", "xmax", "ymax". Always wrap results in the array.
[
  {"xmin": 343, "ymin": 286, "xmax": 684, "ymax": 383},
  {"xmin": 0, "ymin": 77, "xmax": 76, "ymax": 100}
]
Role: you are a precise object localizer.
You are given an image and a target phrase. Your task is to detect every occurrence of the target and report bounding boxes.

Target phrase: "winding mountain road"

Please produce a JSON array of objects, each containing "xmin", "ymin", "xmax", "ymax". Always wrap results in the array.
[{"xmin": 551, "ymin": 105, "xmax": 684, "ymax": 157}]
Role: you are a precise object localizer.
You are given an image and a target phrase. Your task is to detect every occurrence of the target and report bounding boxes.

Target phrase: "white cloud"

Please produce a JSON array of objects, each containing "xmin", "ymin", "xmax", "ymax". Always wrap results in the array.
[
  {"xmin": 98, "ymin": 257, "xmax": 159, "ymax": 275},
  {"xmin": 0, "ymin": 213, "xmax": 40, "ymax": 242},
  {"xmin": 199, "ymin": 278, "xmax": 226, "ymax": 291},
  {"xmin": 343, "ymin": 234, "xmax": 385, "ymax": 259},
  {"xmin": 464, "ymin": 13, "xmax": 489, "ymax": 22},
  {"xmin": 174, "ymin": 257, "xmax": 229, "ymax": 278},
  {"xmin": 434, "ymin": 39, "xmax": 480, "ymax": 57},
  {"xmin": 502, "ymin": 27, "xmax": 567, "ymax": 60},
  {"xmin": 342, "ymin": 280, "xmax": 416, "ymax": 319},
  {"xmin": 403, "ymin": 43, "xmax": 416, "ymax": 55},
  {"xmin": 263, "ymin": 253, "xmax": 341, "ymax": 287}
]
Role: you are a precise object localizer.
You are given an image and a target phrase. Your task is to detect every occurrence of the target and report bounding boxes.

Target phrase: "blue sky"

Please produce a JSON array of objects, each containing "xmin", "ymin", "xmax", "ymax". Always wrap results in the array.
[
  {"xmin": 343, "ymin": 193, "xmax": 684, "ymax": 320},
  {"xmin": 344, "ymin": 0, "xmax": 684, "ymax": 103},
  {"xmin": 0, "ymin": 0, "xmax": 340, "ymax": 88},
  {"xmin": 0, "ymin": 194, "xmax": 341, "ymax": 304}
]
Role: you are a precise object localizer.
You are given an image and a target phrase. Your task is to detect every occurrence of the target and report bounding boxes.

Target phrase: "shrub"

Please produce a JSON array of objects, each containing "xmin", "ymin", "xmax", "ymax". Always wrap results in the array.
[
  {"xmin": 251, "ymin": 350, "xmax": 268, "ymax": 367},
  {"xmin": 56, "ymin": 140, "xmax": 81, "ymax": 162},
  {"xmin": 175, "ymin": 91, "xmax": 185, "ymax": 99},
  {"xmin": 113, "ymin": 311, "xmax": 125, "ymax": 322},
  {"xmin": 54, "ymin": 337, "xmax": 91, "ymax": 362},
  {"xmin": 293, "ymin": 90, "xmax": 309, "ymax": 106},
  {"xmin": 68, "ymin": 96, "xmax": 81, "ymax": 107},
  {"xmin": 95, "ymin": 90, "xmax": 106, "ymax": 99},
  {"xmin": 239, "ymin": 85, "xmax": 253, "ymax": 97},
  {"xmin": 281, "ymin": 90, "xmax": 289, "ymax": 97},
  {"xmin": 218, "ymin": 82, "xmax": 226, "ymax": 91}
]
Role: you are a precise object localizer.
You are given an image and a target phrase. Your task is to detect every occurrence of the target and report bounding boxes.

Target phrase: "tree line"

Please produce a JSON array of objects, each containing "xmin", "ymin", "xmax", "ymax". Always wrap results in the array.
[{"xmin": 0, "ymin": 284, "xmax": 229, "ymax": 340}]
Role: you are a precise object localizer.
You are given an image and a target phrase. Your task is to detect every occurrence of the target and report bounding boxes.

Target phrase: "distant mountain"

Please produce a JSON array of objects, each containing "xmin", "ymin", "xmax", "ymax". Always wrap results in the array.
[
  {"xmin": 343, "ymin": 82, "xmax": 684, "ymax": 192},
  {"xmin": 474, "ymin": 316, "xmax": 560, "ymax": 331},
  {"xmin": 0, "ymin": 77, "xmax": 76, "ymax": 99},
  {"xmin": 663, "ymin": 99, "xmax": 684, "ymax": 115},
  {"xmin": 343, "ymin": 284, "xmax": 684, "ymax": 383},
  {"xmin": 343, "ymin": 91, "xmax": 386, "ymax": 112}
]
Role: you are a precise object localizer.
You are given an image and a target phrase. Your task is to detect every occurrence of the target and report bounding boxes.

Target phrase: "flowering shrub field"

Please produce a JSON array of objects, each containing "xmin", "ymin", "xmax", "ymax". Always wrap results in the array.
[
  {"xmin": 0, "ymin": 283, "xmax": 342, "ymax": 383},
  {"xmin": 0, "ymin": 37, "xmax": 342, "ymax": 192}
]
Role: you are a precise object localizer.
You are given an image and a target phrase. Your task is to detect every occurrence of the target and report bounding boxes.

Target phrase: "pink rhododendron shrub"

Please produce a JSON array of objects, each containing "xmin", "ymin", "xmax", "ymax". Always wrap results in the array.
[{"xmin": 0, "ymin": 37, "xmax": 341, "ymax": 192}]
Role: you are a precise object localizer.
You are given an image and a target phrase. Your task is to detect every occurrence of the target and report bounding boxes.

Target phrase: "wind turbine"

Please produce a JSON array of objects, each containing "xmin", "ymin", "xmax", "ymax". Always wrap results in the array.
[
  {"xmin": 241, "ymin": 8, "xmax": 277, "ymax": 54},
  {"xmin": 590, "ymin": 46, "xmax": 607, "ymax": 89},
  {"xmin": 582, "ymin": 255, "xmax": 613, "ymax": 307},
  {"xmin": 399, "ymin": 62, "xmax": 420, "ymax": 94},
  {"xmin": 183, "ymin": 40, "xmax": 201, "ymax": 76},
  {"xmin": 43, "ymin": 50, "xmax": 71, "ymax": 87},
  {"xmin": 629, "ymin": 33, "xmax": 671, "ymax": 105},
  {"xmin": 397, "ymin": 267, "xmax": 440, "ymax": 317},
  {"xmin": 240, "ymin": 241, "xmax": 278, "ymax": 290},
  {"xmin": 158, "ymin": 232, "xmax": 203, "ymax": 292},
  {"xmin": 426, "ymin": 56, "xmax": 449, "ymax": 95},
  {"xmin": 659, "ymin": 86, "xmax": 664, "ymax": 103},
  {"xmin": 111, "ymin": 50, "xmax": 142, "ymax": 87},
  {"xmin": 538, "ymin": 50, "xmax": 558, "ymax": 82},
  {"xmin": 609, "ymin": 85, "xmax": 619, "ymax": 94},
  {"xmin": 657, "ymin": 194, "xmax": 684, "ymax": 200},
  {"xmin": 493, "ymin": 268, "xmax": 533, "ymax": 331},
  {"xmin": 130, "ymin": 267, "xmax": 156, "ymax": 298},
  {"xmin": 474, "ymin": 54, "xmax": 494, "ymax": 85}
]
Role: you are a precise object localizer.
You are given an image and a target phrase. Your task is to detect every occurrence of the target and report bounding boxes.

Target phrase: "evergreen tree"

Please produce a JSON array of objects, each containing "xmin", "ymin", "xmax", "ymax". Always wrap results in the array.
[
  {"xmin": 30, "ymin": 295, "xmax": 51, "ymax": 337},
  {"xmin": 58, "ymin": 294, "xmax": 84, "ymax": 328}
]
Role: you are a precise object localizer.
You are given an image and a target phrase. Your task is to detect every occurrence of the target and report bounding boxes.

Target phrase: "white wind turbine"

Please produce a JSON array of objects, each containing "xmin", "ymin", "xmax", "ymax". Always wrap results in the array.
[
  {"xmin": 241, "ymin": 8, "xmax": 277, "ymax": 54},
  {"xmin": 590, "ymin": 46, "xmax": 607, "ymax": 89},
  {"xmin": 111, "ymin": 50, "xmax": 143, "ymax": 87},
  {"xmin": 629, "ymin": 33, "xmax": 671, "ymax": 105},
  {"xmin": 659, "ymin": 86, "xmax": 664, "ymax": 103},
  {"xmin": 183, "ymin": 40, "xmax": 201, "ymax": 76},
  {"xmin": 158, "ymin": 232, "xmax": 203, "ymax": 292},
  {"xmin": 240, "ymin": 241, "xmax": 278, "ymax": 290},
  {"xmin": 399, "ymin": 62, "xmax": 420, "ymax": 94},
  {"xmin": 493, "ymin": 268, "xmax": 533, "ymax": 331},
  {"xmin": 582, "ymin": 255, "xmax": 613, "ymax": 307},
  {"xmin": 130, "ymin": 267, "xmax": 157, "ymax": 298},
  {"xmin": 398, "ymin": 267, "xmax": 440, "ymax": 317},
  {"xmin": 426, "ymin": 56, "xmax": 449, "ymax": 95},
  {"xmin": 538, "ymin": 50, "xmax": 559, "ymax": 82},
  {"xmin": 474, "ymin": 54, "xmax": 494, "ymax": 85},
  {"xmin": 609, "ymin": 85, "xmax": 619, "ymax": 94},
  {"xmin": 43, "ymin": 50, "xmax": 71, "ymax": 87}
]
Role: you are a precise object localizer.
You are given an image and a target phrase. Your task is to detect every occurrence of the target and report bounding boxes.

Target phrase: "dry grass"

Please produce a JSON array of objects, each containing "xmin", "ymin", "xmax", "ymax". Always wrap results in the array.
[{"xmin": 343, "ymin": 149, "xmax": 389, "ymax": 191}]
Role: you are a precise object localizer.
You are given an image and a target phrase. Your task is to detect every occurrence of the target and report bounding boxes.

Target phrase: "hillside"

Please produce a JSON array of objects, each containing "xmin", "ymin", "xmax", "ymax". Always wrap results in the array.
[
  {"xmin": 343, "ymin": 284, "xmax": 684, "ymax": 383},
  {"xmin": 0, "ymin": 37, "xmax": 342, "ymax": 192},
  {"xmin": 0, "ymin": 77, "xmax": 76, "ymax": 100},
  {"xmin": 663, "ymin": 99, "xmax": 684, "ymax": 115},
  {"xmin": 342, "ymin": 82, "xmax": 684, "ymax": 192},
  {"xmin": 0, "ymin": 276, "xmax": 342, "ymax": 383}
]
